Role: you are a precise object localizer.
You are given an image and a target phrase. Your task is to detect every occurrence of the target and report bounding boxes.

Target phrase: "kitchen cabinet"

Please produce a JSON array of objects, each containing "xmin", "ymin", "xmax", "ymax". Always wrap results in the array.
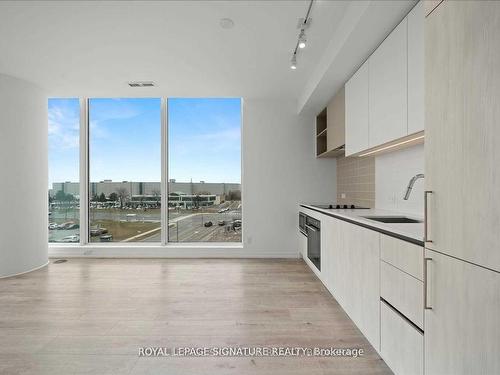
[
  {"xmin": 316, "ymin": 88, "xmax": 345, "ymax": 158},
  {"xmin": 424, "ymin": 0, "xmax": 443, "ymax": 17},
  {"xmin": 407, "ymin": 1, "xmax": 424, "ymax": 135},
  {"xmin": 369, "ymin": 17, "xmax": 407, "ymax": 148},
  {"xmin": 380, "ymin": 234, "xmax": 423, "ymax": 280},
  {"xmin": 320, "ymin": 215, "xmax": 336, "ymax": 292},
  {"xmin": 342, "ymin": 220, "xmax": 380, "ymax": 351},
  {"xmin": 425, "ymin": 0, "xmax": 500, "ymax": 272},
  {"xmin": 381, "ymin": 301, "xmax": 423, "ymax": 375},
  {"xmin": 381, "ymin": 261, "xmax": 423, "ymax": 329},
  {"xmin": 345, "ymin": 60, "xmax": 369, "ymax": 156},
  {"xmin": 424, "ymin": 249, "xmax": 500, "ymax": 375},
  {"xmin": 326, "ymin": 87, "xmax": 345, "ymax": 153},
  {"xmin": 298, "ymin": 231, "xmax": 307, "ymax": 258}
]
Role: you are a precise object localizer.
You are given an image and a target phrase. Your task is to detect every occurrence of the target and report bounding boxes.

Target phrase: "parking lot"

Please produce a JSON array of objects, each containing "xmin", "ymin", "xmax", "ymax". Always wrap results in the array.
[{"xmin": 49, "ymin": 201, "xmax": 242, "ymax": 243}]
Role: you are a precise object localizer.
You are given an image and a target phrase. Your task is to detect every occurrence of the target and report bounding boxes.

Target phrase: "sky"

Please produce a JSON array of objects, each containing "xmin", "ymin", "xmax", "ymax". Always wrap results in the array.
[{"xmin": 48, "ymin": 97, "xmax": 241, "ymax": 188}]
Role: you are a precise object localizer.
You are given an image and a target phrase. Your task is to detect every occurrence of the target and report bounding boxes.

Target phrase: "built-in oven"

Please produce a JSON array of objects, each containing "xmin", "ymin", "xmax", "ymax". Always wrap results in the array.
[{"xmin": 305, "ymin": 216, "xmax": 321, "ymax": 271}]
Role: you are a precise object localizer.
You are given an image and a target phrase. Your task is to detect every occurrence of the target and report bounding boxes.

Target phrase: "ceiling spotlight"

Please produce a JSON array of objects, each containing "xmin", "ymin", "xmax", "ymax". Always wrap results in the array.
[
  {"xmin": 290, "ymin": 55, "xmax": 297, "ymax": 70},
  {"xmin": 298, "ymin": 31, "xmax": 307, "ymax": 49}
]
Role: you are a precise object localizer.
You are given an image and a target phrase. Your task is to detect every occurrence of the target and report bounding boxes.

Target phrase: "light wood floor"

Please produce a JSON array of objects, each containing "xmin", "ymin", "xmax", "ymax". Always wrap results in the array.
[{"xmin": 0, "ymin": 259, "xmax": 392, "ymax": 375}]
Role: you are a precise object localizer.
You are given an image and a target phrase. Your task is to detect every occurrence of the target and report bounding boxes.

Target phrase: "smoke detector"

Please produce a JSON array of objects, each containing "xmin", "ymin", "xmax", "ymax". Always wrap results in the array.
[{"xmin": 219, "ymin": 18, "xmax": 234, "ymax": 29}]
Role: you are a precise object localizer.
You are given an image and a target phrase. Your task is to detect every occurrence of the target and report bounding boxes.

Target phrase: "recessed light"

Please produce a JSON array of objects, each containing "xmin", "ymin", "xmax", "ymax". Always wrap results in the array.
[{"xmin": 220, "ymin": 18, "xmax": 234, "ymax": 29}]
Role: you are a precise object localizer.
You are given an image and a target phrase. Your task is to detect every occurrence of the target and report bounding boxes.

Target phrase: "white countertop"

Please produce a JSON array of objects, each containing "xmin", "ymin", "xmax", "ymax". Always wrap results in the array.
[{"xmin": 300, "ymin": 204, "xmax": 424, "ymax": 245}]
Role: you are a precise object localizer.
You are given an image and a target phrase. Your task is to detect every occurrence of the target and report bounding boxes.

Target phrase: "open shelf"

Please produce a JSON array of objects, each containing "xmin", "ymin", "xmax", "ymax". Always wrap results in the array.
[{"xmin": 316, "ymin": 128, "xmax": 327, "ymax": 138}]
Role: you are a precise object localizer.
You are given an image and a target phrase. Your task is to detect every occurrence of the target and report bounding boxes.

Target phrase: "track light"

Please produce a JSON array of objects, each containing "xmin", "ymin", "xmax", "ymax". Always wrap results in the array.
[
  {"xmin": 289, "ymin": 0, "xmax": 313, "ymax": 69},
  {"xmin": 298, "ymin": 31, "xmax": 307, "ymax": 49}
]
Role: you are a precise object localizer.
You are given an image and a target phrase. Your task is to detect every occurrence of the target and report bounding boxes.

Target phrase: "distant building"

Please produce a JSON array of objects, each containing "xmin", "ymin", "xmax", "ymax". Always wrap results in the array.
[{"xmin": 50, "ymin": 181, "xmax": 241, "ymax": 203}]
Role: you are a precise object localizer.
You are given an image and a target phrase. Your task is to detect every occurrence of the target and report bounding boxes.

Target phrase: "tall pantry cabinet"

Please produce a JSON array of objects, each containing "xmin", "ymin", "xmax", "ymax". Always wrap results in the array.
[{"xmin": 424, "ymin": 1, "xmax": 500, "ymax": 374}]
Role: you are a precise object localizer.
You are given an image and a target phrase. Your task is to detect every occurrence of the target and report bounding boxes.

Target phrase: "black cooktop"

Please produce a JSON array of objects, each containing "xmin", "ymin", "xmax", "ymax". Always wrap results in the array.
[{"xmin": 311, "ymin": 204, "xmax": 369, "ymax": 210}]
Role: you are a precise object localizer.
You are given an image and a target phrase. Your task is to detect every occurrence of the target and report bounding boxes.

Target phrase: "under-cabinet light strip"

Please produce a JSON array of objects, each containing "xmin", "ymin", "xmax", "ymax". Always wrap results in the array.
[{"xmin": 357, "ymin": 135, "xmax": 424, "ymax": 157}]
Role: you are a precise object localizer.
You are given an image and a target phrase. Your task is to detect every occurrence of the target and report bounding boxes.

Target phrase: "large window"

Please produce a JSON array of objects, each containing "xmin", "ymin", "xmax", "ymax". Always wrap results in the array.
[
  {"xmin": 88, "ymin": 98, "xmax": 162, "ymax": 243},
  {"xmin": 48, "ymin": 98, "xmax": 80, "ymax": 243},
  {"xmin": 167, "ymin": 98, "xmax": 242, "ymax": 243},
  {"xmin": 48, "ymin": 97, "xmax": 241, "ymax": 246}
]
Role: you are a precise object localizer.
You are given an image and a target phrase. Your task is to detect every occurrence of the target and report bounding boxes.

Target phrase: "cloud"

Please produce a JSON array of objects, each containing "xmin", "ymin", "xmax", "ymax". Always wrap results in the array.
[{"xmin": 48, "ymin": 101, "xmax": 80, "ymax": 150}]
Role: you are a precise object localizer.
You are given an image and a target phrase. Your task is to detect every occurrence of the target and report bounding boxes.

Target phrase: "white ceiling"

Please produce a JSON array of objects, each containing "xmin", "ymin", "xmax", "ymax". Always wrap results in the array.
[{"xmin": 0, "ymin": 0, "xmax": 350, "ymax": 99}]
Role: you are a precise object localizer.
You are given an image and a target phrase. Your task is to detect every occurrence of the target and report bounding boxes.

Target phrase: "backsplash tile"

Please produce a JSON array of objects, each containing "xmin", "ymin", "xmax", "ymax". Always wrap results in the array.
[{"xmin": 336, "ymin": 155, "xmax": 375, "ymax": 208}]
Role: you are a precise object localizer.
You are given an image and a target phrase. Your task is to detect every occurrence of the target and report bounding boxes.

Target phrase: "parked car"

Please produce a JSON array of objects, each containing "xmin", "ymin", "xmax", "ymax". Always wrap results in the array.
[
  {"xmin": 99, "ymin": 234, "xmax": 113, "ymax": 242},
  {"xmin": 90, "ymin": 228, "xmax": 103, "ymax": 236},
  {"xmin": 60, "ymin": 235, "xmax": 79, "ymax": 243},
  {"xmin": 204, "ymin": 221, "xmax": 213, "ymax": 227},
  {"xmin": 233, "ymin": 219, "xmax": 242, "ymax": 228},
  {"xmin": 48, "ymin": 223, "xmax": 58, "ymax": 230},
  {"xmin": 65, "ymin": 223, "xmax": 80, "ymax": 230},
  {"xmin": 218, "ymin": 220, "xmax": 225, "ymax": 226}
]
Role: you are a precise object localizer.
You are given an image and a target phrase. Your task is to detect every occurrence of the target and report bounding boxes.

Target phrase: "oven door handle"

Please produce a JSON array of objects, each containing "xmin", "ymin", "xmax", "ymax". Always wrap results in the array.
[{"xmin": 305, "ymin": 225, "xmax": 319, "ymax": 233}]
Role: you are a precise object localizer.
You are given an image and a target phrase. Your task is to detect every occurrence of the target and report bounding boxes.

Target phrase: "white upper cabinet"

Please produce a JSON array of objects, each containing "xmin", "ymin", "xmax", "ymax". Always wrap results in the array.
[
  {"xmin": 345, "ymin": 2, "xmax": 425, "ymax": 156},
  {"xmin": 345, "ymin": 60, "xmax": 369, "ymax": 156},
  {"xmin": 369, "ymin": 17, "xmax": 408, "ymax": 148},
  {"xmin": 407, "ymin": 1, "xmax": 425, "ymax": 134}
]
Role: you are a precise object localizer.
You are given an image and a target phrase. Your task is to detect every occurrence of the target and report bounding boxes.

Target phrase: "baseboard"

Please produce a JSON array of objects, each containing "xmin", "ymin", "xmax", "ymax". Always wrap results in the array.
[{"xmin": 49, "ymin": 246, "xmax": 300, "ymax": 259}]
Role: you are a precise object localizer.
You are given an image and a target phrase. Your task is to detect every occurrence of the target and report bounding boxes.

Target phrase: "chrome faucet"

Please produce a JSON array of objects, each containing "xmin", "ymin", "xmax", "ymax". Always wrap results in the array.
[{"xmin": 404, "ymin": 174, "xmax": 424, "ymax": 200}]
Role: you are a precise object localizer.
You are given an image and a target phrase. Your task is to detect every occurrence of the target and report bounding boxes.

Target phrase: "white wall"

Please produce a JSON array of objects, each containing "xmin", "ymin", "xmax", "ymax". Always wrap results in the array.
[
  {"xmin": 0, "ymin": 74, "xmax": 48, "ymax": 278},
  {"xmin": 375, "ymin": 143, "xmax": 424, "ymax": 216},
  {"xmin": 242, "ymin": 98, "xmax": 337, "ymax": 256}
]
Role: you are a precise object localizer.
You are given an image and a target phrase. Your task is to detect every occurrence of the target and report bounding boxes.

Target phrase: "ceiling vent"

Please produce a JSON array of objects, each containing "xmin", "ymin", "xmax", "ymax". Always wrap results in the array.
[{"xmin": 128, "ymin": 81, "xmax": 155, "ymax": 87}]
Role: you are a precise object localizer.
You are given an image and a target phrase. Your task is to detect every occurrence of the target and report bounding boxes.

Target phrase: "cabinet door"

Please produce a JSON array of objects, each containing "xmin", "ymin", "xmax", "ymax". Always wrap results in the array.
[
  {"xmin": 369, "ymin": 17, "xmax": 408, "ymax": 147},
  {"xmin": 424, "ymin": 0, "xmax": 443, "ymax": 17},
  {"xmin": 425, "ymin": 1, "xmax": 500, "ymax": 272},
  {"xmin": 298, "ymin": 231, "xmax": 307, "ymax": 258},
  {"xmin": 342, "ymin": 220, "xmax": 380, "ymax": 351},
  {"xmin": 407, "ymin": 1, "xmax": 424, "ymax": 135},
  {"xmin": 320, "ymin": 216, "xmax": 333, "ymax": 291},
  {"xmin": 424, "ymin": 249, "xmax": 500, "ymax": 375},
  {"xmin": 345, "ymin": 60, "xmax": 369, "ymax": 156},
  {"xmin": 326, "ymin": 87, "xmax": 345, "ymax": 151}
]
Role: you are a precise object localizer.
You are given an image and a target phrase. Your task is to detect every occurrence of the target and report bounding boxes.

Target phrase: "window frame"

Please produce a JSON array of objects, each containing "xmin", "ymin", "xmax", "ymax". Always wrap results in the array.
[{"xmin": 49, "ymin": 97, "xmax": 243, "ymax": 249}]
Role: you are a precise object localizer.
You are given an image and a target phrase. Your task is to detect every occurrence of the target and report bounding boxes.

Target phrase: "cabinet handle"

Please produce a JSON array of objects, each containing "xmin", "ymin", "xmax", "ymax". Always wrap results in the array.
[
  {"xmin": 424, "ymin": 190, "xmax": 433, "ymax": 243},
  {"xmin": 424, "ymin": 257, "xmax": 433, "ymax": 310}
]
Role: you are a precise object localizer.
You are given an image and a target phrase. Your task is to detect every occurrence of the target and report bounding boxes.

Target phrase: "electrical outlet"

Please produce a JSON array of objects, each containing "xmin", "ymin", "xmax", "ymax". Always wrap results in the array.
[{"xmin": 341, "ymin": 193, "xmax": 346, "ymax": 199}]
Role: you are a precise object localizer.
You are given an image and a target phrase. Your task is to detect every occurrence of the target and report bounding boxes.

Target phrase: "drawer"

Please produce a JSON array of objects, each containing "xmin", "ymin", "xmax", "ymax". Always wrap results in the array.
[
  {"xmin": 380, "ymin": 234, "xmax": 423, "ymax": 280},
  {"xmin": 381, "ymin": 301, "xmax": 423, "ymax": 375},
  {"xmin": 380, "ymin": 261, "xmax": 423, "ymax": 329}
]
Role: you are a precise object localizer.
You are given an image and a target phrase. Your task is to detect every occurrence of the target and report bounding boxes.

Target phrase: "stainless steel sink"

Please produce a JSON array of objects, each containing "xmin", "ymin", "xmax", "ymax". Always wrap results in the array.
[{"xmin": 361, "ymin": 216, "xmax": 423, "ymax": 224}]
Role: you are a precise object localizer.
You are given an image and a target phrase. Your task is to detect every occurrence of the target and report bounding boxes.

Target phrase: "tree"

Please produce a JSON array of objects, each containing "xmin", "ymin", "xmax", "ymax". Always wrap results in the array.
[
  {"xmin": 227, "ymin": 190, "xmax": 241, "ymax": 201},
  {"xmin": 55, "ymin": 190, "xmax": 66, "ymax": 202},
  {"xmin": 152, "ymin": 189, "xmax": 161, "ymax": 202},
  {"xmin": 98, "ymin": 192, "xmax": 106, "ymax": 202},
  {"xmin": 109, "ymin": 192, "xmax": 118, "ymax": 202},
  {"xmin": 116, "ymin": 187, "xmax": 129, "ymax": 209},
  {"xmin": 193, "ymin": 194, "xmax": 200, "ymax": 209}
]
